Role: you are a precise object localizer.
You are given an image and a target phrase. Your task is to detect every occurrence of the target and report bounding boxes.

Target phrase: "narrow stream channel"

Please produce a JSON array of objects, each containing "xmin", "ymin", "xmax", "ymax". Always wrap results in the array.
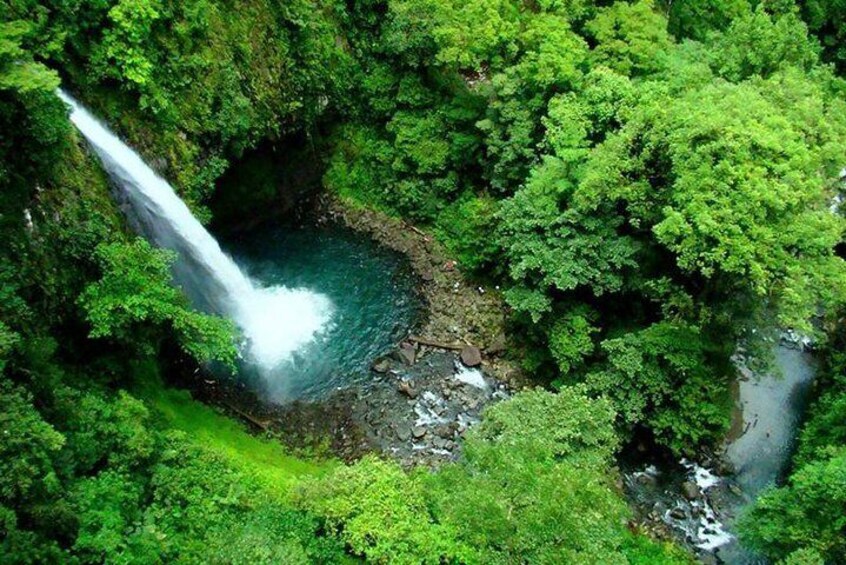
[{"xmin": 624, "ymin": 341, "xmax": 817, "ymax": 564}]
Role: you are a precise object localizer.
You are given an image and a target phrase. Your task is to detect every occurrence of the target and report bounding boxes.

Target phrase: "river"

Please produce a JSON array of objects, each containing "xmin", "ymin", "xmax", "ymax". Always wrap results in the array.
[{"xmin": 624, "ymin": 341, "xmax": 817, "ymax": 563}]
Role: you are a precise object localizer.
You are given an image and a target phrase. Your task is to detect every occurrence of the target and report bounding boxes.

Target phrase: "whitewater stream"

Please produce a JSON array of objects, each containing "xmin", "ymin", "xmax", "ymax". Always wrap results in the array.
[{"xmin": 624, "ymin": 342, "xmax": 816, "ymax": 563}]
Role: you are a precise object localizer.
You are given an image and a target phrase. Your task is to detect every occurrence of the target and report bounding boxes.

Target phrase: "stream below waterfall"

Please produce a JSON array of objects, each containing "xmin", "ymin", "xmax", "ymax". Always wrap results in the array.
[{"xmin": 624, "ymin": 342, "xmax": 817, "ymax": 564}]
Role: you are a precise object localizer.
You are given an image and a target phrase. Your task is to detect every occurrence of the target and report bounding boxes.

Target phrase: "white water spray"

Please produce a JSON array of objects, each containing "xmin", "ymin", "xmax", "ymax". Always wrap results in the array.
[{"xmin": 58, "ymin": 90, "xmax": 332, "ymax": 373}]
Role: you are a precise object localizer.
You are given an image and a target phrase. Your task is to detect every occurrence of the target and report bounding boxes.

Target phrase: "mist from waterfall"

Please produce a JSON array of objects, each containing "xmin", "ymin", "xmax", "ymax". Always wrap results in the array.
[{"xmin": 58, "ymin": 90, "xmax": 333, "ymax": 380}]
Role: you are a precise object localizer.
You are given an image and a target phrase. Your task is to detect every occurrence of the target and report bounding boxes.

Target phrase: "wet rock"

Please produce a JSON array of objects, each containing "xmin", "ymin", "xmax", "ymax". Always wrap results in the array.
[
  {"xmin": 397, "ymin": 381, "xmax": 418, "ymax": 399},
  {"xmin": 460, "ymin": 345, "xmax": 482, "ymax": 367},
  {"xmin": 435, "ymin": 425, "xmax": 453, "ymax": 439},
  {"xmin": 372, "ymin": 358, "xmax": 391, "ymax": 373},
  {"xmin": 682, "ymin": 481, "xmax": 701, "ymax": 501},
  {"xmin": 412, "ymin": 426, "xmax": 427, "ymax": 439},
  {"xmin": 636, "ymin": 473, "xmax": 658, "ymax": 487},
  {"xmin": 698, "ymin": 553, "xmax": 719, "ymax": 565},
  {"xmin": 397, "ymin": 427, "xmax": 411, "ymax": 442},
  {"xmin": 669, "ymin": 507, "xmax": 687, "ymax": 520},
  {"xmin": 715, "ymin": 458, "xmax": 736, "ymax": 476},
  {"xmin": 396, "ymin": 343, "xmax": 417, "ymax": 365},
  {"xmin": 433, "ymin": 437, "xmax": 448, "ymax": 449}
]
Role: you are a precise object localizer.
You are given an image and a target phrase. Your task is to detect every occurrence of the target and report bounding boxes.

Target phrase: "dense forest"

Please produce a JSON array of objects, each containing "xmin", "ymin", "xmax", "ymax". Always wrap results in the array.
[{"xmin": 1, "ymin": 0, "xmax": 845, "ymax": 563}]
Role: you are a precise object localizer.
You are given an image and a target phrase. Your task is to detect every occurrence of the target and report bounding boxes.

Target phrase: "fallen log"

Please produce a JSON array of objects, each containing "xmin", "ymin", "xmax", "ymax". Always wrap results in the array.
[
  {"xmin": 408, "ymin": 335, "xmax": 467, "ymax": 351},
  {"xmin": 224, "ymin": 402, "xmax": 272, "ymax": 431},
  {"xmin": 407, "ymin": 224, "xmax": 429, "ymax": 238}
]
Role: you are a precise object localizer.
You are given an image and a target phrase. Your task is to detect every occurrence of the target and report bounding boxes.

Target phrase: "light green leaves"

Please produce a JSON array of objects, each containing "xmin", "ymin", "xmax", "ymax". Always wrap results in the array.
[
  {"xmin": 586, "ymin": 0, "xmax": 673, "ymax": 77},
  {"xmin": 0, "ymin": 21, "xmax": 60, "ymax": 93},
  {"xmin": 79, "ymin": 239, "xmax": 237, "ymax": 368}
]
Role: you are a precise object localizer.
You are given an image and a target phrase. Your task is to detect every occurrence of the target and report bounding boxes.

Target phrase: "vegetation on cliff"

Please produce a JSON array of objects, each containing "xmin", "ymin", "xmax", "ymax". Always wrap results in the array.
[{"xmin": 2, "ymin": 0, "xmax": 846, "ymax": 562}]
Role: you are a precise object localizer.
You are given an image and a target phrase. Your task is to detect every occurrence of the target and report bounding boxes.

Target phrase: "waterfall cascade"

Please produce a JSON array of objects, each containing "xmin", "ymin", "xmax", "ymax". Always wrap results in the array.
[{"xmin": 58, "ymin": 90, "xmax": 332, "ymax": 373}]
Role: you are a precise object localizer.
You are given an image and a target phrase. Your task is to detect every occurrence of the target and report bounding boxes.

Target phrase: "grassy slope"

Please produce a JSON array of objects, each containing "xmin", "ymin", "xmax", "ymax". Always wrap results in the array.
[{"xmin": 136, "ymin": 367, "xmax": 331, "ymax": 495}]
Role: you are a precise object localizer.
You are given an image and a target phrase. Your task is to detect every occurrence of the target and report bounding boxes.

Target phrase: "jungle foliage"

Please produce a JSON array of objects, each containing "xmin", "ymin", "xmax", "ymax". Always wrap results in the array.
[
  {"xmin": 320, "ymin": 0, "xmax": 846, "ymax": 455},
  {"xmin": 2, "ymin": 0, "xmax": 846, "ymax": 562}
]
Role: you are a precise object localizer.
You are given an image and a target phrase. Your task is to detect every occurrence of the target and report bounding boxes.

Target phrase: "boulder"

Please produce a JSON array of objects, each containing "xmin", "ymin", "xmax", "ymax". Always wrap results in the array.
[
  {"xmin": 460, "ymin": 345, "xmax": 482, "ymax": 367},
  {"xmin": 397, "ymin": 381, "xmax": 418, "ymax": 399},
  {"xmin": 715, "ymin": 458, "xmax": 736, "ymax": 476},
  {"xmin": 371, "ymin": 358, "xmax": 391, "ymax": 373},
  {"xmin": 682, "ymin": 481, "xmax": 701, "ymax": 501},
  {"xmin": 395, "ymin": 343, "xmax": 416, "ymax": 365},
  {"xmin": 397, "ymin": 427, "xmax": 411, "ymax": 441},
  {"xmin": 435, "ymin": 425, "xmax": 453, "ymax": 439},
  {"xmin": 669, "ymin": 507, "xmax": 687, "ymax": 520},
  {"xmin": 412, "ymin": 426, "xmax": 427, "ymax": 439},
  {"xmin": 699, "ymin": 553, "xmax": 719, "ymax": 565},
  {"xmin": 636, "ymin": 473, "xmax": 657, "ymax": 487}
]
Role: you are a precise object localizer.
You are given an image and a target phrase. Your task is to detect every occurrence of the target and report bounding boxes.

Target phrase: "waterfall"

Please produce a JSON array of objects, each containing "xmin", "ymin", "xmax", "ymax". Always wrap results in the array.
[{"xmin": 58, "ymin": 90, "xmax": 332, "ymax": 375}]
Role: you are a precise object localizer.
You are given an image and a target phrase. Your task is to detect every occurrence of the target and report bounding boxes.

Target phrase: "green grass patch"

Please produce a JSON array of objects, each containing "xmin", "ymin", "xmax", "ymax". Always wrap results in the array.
[{"xmin": 136, "ymin": 368, "xmax": 332, "ymax": 496}]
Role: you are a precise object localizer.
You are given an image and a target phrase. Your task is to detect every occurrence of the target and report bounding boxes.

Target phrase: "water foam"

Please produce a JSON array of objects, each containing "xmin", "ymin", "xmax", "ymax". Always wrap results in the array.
[
  {"xmin": 58, "ymin": 90, "xmax": 331, "ymax": 374},
  {"xmin": 237, "ymin": 286, "xmax": 333, "ymax": 368}
]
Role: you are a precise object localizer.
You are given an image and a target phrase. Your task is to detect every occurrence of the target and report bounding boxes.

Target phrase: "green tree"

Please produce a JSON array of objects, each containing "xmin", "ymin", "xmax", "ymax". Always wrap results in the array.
[
  {"xmin": 70, "ymin": 470, "xmax": 149, "ymax": 562},
  {"xmin": 801, "ymin": 0, "xmax": 846, "ymax": 72},
  {"xmin": 79, "ymin": 239, "xmax": 237, "ymax": 367},
  {"xmin": 296, "ymin": 455, "xmax": 472, "ymax": 564},
  {"xmin": 425, "ymin": 389, "xmax": 663, "ymax": 563},
  {"xmin": 708, "ymin": 7, "xmax": 820, "ymax": 81},
  {"xmin": 498, "ymin": 157, "xmax": 639, "ymax": 321},
  {"xmin": 586, "ymin": 322, "xmax": 730, "ymax": 453},
  {"xmin": 548, "ymin": 306, "xmax": 598, "ymax": 376},
  {"xmin": 738, "ymin": 449, "xmax": 846, "ymax": 562},
  {"xmin": 92, "ymin": 0, "xmax": 163, "ymax": 87},
  {"xmin": 0, "ymin": 21, "xmax": 60, "ymax": 93},
  {"xmin": 667, "ymin": 0, "xmax": 751, "ymax": 40},
  {"xmin": 0, "ymin": 382, "xmax": 64, "ymax": 506},
  {"xmin": 578, "ymin": 71, "xmax": 846, "ymax": 334},
  {"xmin": 586, "ymin": 0, "xmax": 673, "ymax": 77}
]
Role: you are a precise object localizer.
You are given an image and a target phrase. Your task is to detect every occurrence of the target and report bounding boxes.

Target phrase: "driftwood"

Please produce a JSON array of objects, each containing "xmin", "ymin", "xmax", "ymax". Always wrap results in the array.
[
  {"xmin": 408, "ymin": 335, "xmax": 467, "ymax": 351},
  {"xmin": 224, "ymin": 402, "xmax": 272, "ymax": 431},
  {"xmin": 406, "ymin": 223, "xmax": 429, "ymax": 239}
]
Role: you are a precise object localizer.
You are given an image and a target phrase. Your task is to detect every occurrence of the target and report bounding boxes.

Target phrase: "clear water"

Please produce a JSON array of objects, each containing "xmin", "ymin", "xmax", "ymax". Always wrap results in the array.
[
  {"xmin": 623, "ymin": 343, "xmax": 817, "ymax": 563},
  {"xmin": 219, "ymin": 221, "xmax": 422, "ymax": 401},
  {"xmin": 727, "ymin": 345, "xmax": 816, "ymax": 494}
]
